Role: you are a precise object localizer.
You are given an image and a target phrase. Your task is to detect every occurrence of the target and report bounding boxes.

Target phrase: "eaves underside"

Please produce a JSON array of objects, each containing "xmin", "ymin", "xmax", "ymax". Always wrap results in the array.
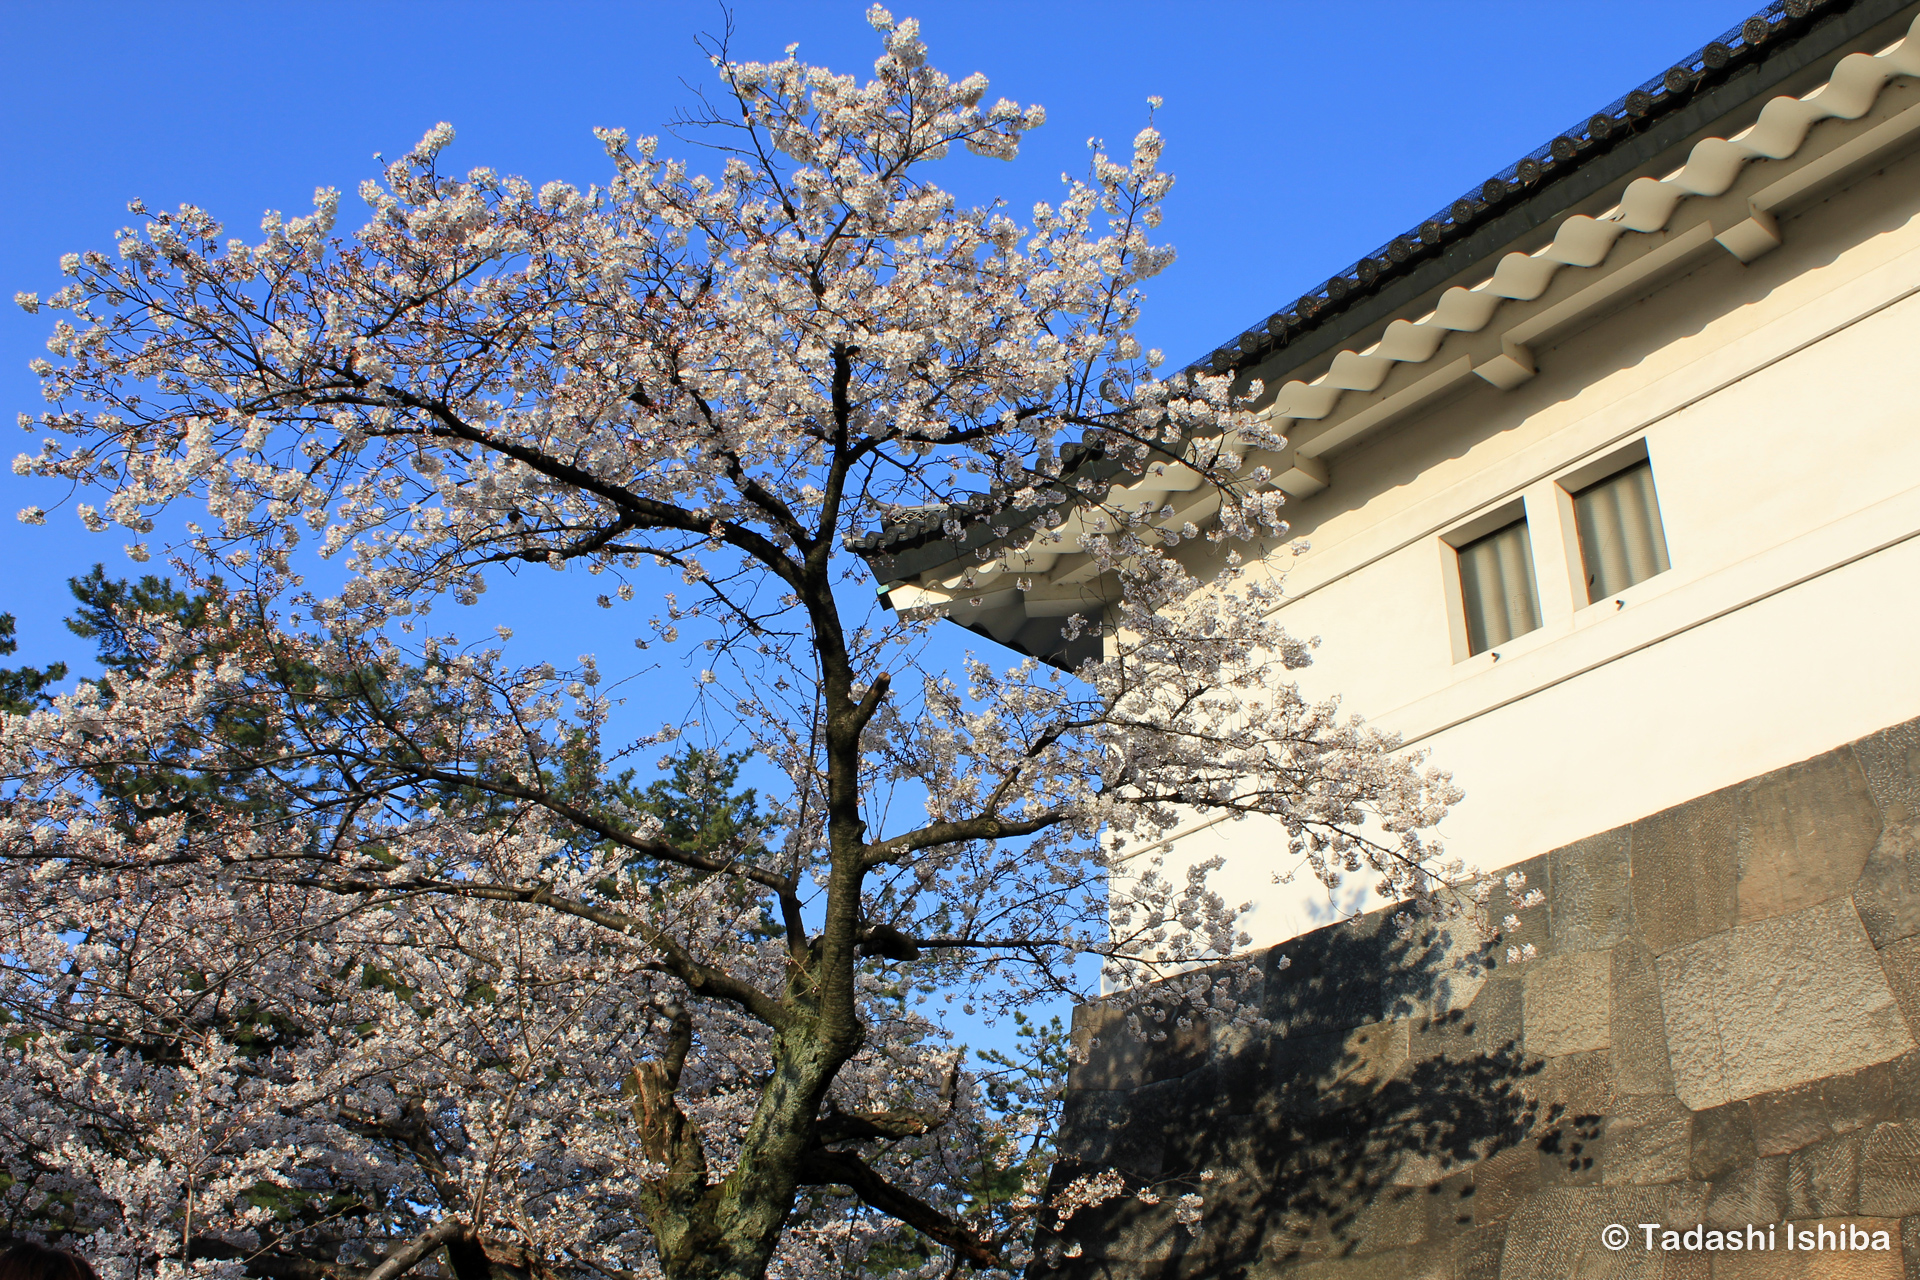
[
  {"xmin": 862, "ymin": 0, "xmax": 1919, "ymax": 589},
  {"xmin": 861, "ymin": 0, "xmax": 1920, "ymax": 667}
]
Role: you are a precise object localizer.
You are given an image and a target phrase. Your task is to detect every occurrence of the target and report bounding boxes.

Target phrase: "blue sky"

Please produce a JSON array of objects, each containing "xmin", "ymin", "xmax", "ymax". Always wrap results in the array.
[{"xmin": 2, "ymin": 0, "xmax": 1753, "ymax": 682}]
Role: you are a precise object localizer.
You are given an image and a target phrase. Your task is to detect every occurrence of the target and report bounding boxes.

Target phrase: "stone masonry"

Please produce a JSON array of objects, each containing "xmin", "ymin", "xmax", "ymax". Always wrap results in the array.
[{"xmin": 1040, "ymin": 717, "xmax": 1920, "ymax": 1279}]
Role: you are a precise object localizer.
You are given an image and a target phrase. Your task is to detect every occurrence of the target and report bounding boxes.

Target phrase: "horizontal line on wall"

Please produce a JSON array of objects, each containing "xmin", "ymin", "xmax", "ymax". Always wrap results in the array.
[
  {"xmin": 1262, "ymin": 264, "xmax": 1920, "ymax": 619},
  {"xmin": 1395, "ymin": 517, "xmax": 1920, "ymax": 750}
]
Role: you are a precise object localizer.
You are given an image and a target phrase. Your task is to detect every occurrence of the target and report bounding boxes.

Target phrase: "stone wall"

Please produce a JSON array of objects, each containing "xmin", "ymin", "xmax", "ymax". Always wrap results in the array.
[{"xmin": 1043, "ymin": 717, "xmax": 1920, "ymax": 1279}]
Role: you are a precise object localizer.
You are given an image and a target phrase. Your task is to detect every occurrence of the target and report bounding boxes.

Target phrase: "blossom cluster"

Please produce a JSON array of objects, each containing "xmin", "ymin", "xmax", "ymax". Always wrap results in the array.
[{"xmin": 5, "ymin": 11, "xmax": 1481, "ymax": 1280}]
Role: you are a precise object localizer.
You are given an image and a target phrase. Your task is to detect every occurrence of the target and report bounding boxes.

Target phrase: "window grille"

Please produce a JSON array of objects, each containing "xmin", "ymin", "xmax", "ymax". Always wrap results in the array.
[
  {"xmin": 1572, "ymin": 459, "xmax": 1670, "ymax": 601},
  {"xmin": 1457, "ymin": 519, "xmax": 1541, "ymax": 655}
]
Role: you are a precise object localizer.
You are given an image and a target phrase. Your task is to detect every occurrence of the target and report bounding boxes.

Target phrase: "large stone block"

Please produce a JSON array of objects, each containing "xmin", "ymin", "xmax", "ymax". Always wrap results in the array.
[
  {"xmin": 1702, "ymin": 1154, "xmax": 1787, "ymax": 1228},
  {"xmin": 1853, "ymin": 823, "xmax": 1920, "ymax": 950},
  {"xmin": 1411, "ymin": 976, "xmax": 1522, "ymax": 1063},
  {"xmin": 1658, "ymin": 899, "xmax": 1913, "ymax": 1109},
  {"xmin": 1471, "ymin": 1143, "xmax": 1546, "ymax": 1227},
  {"xmin": 1489, "ymin": 1182, "xmax": 1704, "ymax": 1280},
  {"xmin": 1390, "ymin": 1148, "xmax": 1461, "ymax": 1191},
  {"xmin": 1710, "ymin": 1221, "xmax": 1903, "ymax": 1278},
  {"xmin": 1630, "ymin": 747, "xmax": 1883, "ymax": 957},
  {"xmin": 1789, "ymin": 1132, "xmax": 1862, "ymax": 1218},
  {"xmin": 1824, "ymin": 1059, "xmax": 1901, "ymax": 1136},
  {"xmin": 1661, "ymin": 1255, "xmax": 1713, "ymax": 1280},
  {"xmin": 1068, "ymin": 994, "xmax": 1215, "ymax": 1094},
  {"xmin": 1497, "ymin": 1187, "xmax": 1612, "ymax": 1280},
  {"xmin": 1495, "ymin": 1185, "xmax": 1673, "ymax": 1280},
  {"xmin": 1851, "ymin": 722, "xmax": 1920, "ymax": 829},
  {"xmin": 1692, "ymin": 1102, "xmax": 1757, "ymax": 1183},
  {"xmin": 1521, "ymin": 1050, "xmax": 1615, "ymax": 1125},
  {"xmin": 1342, "ymin": 1184, "xmax": 1430, "ymax": 1254},
  {"xmin": 1163, "ymin": 1083, "xmax": 1254, "ymax": 1174},
  {"xmin": 1160, "ymin": 1171, "xmax": 1268, "ymax": 1279},
  {"xmin": 1336, "ymin": 1019, "xmax": 1413, "ymax": 1090},
  {"xmin": 1097, "ymin": 1109, "xmax": 1169, "ymax": 1183},
  {"xmin": 1134, "ymin": 1010, "xmax": 1210, "ymax": 1087},
  {"xmin": 1125, "ymin": 1073, "xmax": 1231, "ymax": 1177},
  {"xmin": 1631, "ymin": 789, "xmax": 1741, "ymax": 956},
  {"xmin": 1893, "ymin": 1053, "xmax": 1920, "ymax": 1125},
  {"xmin": 1469, "ymin": 977, "xmax": 1527, "ymax": 1055},
  {"xmin": 1071, "ymin": 1002, "xmax": 1144, "ymax": 1092},
  {"xmin": 1734, "ymin": 748, "xmax": 1882, "ymax": 926},
  {"xmin": 1549, "ymin": 827, "xmax": 1636, "ymax": 953},
  {"xmin": 1210, "ymin": 1018, "xmax": 1271, "ymax": 1113},
  {"xmin": 1859, "ymin": 1122, "xmax": 1920, "ymax": 1218},
  {"xmin": 1752, "ymin": 1080, "xmax": 1835, "ymax": 1158},
  {"xmin": 1614, "ymin": 941, "xmax": 1679, "ymax": 1096},
  {"xmin": 1262, "ymin": 912, "xmax": 1479, "ymax": 1042},
  {"xmin": 1422, "ymin": 1170, "xmax": 1484, "ymax": 1241},
  {"xmin": 1455, "ymin": 1222, "xmax": 1508, "ymax": 1280},
  {"xmin": 1264, "ymin": 1028, "xmax": 1359, "ymax": 1114},
  {"xmin": 1070, "ymin": 1197, "xmax": 1182, "ymax": 1264},
  {"xmin": 1879, "ymin": 937, "xmax": 1920, "ymax": 1045},
  {"xmin": 1668, "ymin": 1179, "xmax": 1712, "ymax": 1224},
  {"xmin": 1526, "ymin": 950, "xmax": 1614, "ymax": 1059},
  {"xmin": 1607, "ymin": 1095, "xmax": 1694, "ymax": 1186},
  {"xmin": 1057, "ymin": 1089, "xmax": 1132, "ymax": 1167},
  {"xmin": 1261, "ymin": 1203, "xmax": 1332, "ymax": 1269},
  {"xmin": 1534, "ymin": 1095, "xmax": 1608, "ymax": 1188}
]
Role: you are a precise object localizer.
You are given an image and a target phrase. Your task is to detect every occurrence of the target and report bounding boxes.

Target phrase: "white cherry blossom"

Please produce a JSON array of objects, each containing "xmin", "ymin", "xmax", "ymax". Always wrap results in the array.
[{"xmin": 4, "ymin": 15, "xmax": 1479, "ymax": 1280}]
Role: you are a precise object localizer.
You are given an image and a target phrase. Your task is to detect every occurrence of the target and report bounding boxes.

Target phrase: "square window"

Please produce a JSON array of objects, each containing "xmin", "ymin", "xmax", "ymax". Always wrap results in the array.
[
  {"xmin": 1456, "ymin": 518, "xmax": 1541, "ymax": 656},
  {"xmin": 1571, "ymin": 457, "xmax": 1670, "ymax": 602}
]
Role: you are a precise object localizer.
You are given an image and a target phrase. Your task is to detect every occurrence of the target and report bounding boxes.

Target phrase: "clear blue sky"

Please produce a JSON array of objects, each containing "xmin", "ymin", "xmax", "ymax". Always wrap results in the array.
[{"xmin": 2, "ymin": 0, "xmax": 1753, "ymax": 683}]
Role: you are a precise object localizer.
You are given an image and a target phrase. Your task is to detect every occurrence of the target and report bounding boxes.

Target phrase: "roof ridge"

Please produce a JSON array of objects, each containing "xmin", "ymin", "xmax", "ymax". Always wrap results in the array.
[
  {"xmin": 1184, "ymin": 0, "xmax": 1871, "ymax": 384},
  {"xmin": 857, "ymin": 0, "xmax": 1914, "ymax": 579},
  {"xmin": 1260, "ymin": 5, "xmax": 1920, "ymax": 431}
]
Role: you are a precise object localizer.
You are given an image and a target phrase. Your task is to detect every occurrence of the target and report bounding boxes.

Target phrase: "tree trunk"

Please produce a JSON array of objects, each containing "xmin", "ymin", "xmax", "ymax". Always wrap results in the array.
[
  {"xmin": 643, "ymin": 558, "xmax": 873, "ymax": 1280},
  {"xmin": 641, "ymin": 1012, "xmax": 863, "ymax": 1280}
]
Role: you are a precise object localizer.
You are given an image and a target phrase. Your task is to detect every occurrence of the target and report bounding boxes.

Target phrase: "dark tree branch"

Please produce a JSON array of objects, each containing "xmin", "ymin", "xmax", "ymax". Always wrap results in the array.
[
  {"xmin": 363, "ymin": 1219, "xmax": 470, "ymax": 1280},
  {"xmin": 861, "ymin": 810, "xmax": 1067, "ymax": 869},
  {"xmin": 798, "ymin": 1147, "xmax": 999, "ymax": 1271}
]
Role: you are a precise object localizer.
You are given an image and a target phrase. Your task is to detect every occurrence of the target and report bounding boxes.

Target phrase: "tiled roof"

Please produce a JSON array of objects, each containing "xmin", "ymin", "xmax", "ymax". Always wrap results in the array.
[
  {"xmin": 1184, "ymin": 0, "xmax": 1860, "ymax": 382},
  {"xmin": 1262, "ymin": 4, "xmax": 1920, "ymax": 435},
  {"xmin": 855, "ymin": 0, "xmax": 1908, "ymax": 577}
]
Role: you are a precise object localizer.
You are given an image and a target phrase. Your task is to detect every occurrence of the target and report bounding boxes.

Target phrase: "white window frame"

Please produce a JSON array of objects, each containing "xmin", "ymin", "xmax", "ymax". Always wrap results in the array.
[
  {"xmin": 1551, "ymin": 439, "xmax": 1671, "ymax": 609},
  {"xmin": 1439, "ymin": 498, "xmax": 1542, "ymax": 663}
]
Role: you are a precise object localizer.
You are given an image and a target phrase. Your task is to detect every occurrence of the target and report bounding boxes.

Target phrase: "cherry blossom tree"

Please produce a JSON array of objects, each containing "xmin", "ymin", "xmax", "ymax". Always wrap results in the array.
[{"xmin": 2, "ymin": 11, "xmax": 1469, "ymax": 1280}]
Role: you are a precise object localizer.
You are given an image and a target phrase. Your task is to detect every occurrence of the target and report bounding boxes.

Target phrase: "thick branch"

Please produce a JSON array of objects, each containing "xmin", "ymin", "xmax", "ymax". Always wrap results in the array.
[
  {"xmin": 441, "ymin": 1233, "xmax": 499, "ymax": 1280},
  {"xmin": 363, "ymin": 1219, "xmax": 470, "ymax": 1280},
  {"xmin": 798, "ymin": 1147, "xmax": 999, "ymax": 1271},
  {"xmin": 812, "ymin": 1069, "xmax": 958, "ymax": 1142},
  {"xmin": 849, "ymin": 671, "xmax": 891, "ymax": 735},
  {"xmin": 360, "ymin": 386, "xmax": 805, "ymax": 589},
  {"xmin": 628, "ymin": 1053, "xmax": 708, "ymax": 1180},
  {"xmin": 298, "ymin": 875, "xmax": 789, "ymax": 1029},
  {"xmin": 367, "ymin": 756, "xmax": 795, "ymax": 898},
  {"xmin": 861, "ymin": 810, "xmax": 1067, "ymax": 869}
]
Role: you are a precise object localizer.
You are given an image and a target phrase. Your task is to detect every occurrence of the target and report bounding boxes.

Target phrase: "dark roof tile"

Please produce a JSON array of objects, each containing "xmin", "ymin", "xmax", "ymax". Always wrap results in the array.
[
  {"xmin": 1174, "ymin": 0, "xmax": 1852, "ymax": 384},
  {"xmin": 857, "ymin": 0, "xmax": 1903, "ymax": 576}
]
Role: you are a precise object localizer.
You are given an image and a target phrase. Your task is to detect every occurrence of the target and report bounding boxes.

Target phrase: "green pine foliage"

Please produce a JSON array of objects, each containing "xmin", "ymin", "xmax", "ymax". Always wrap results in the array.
[
  {"xmin": 0, "ymin": 612, "xmax": 67, "ymax": 714},
  {"xmin": 604, "ymin": 748, "xmax": 784, "ymax": 938}
]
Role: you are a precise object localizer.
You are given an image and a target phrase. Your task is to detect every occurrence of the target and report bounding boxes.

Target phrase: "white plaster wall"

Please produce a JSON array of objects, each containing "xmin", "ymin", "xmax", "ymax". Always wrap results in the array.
[
  {"xmin": 1182, "ymin": 533, "xmax": 1920, "ymax": 951},
  {"xmin": 1145, "ymin": 131, "xmax": 1920, "ymax": 951}
]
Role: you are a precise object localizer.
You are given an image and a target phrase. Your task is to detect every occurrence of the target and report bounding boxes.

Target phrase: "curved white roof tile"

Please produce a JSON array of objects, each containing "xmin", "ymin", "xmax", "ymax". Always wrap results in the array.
[{"xmin": 1266, "ymin": 10, "xmax": 1920, "ymax": 435}]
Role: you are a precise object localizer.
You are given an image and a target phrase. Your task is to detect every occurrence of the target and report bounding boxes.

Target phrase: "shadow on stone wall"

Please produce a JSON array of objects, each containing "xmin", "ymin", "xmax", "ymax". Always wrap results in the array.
[{"xmin": 1038, "ymin": 718, "xmax": 1920, "ymax": 1280}]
